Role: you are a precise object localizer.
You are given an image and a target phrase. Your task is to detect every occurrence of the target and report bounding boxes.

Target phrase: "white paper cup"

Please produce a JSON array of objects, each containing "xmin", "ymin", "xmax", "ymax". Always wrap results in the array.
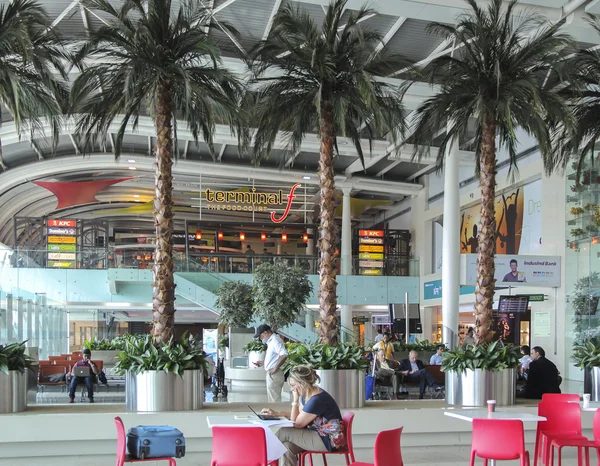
[
  {"xmin": 583, "ymin": 393, "xmax": 591, "ymax": 408},
  {"xmin": 487, "ymin": 400, "xmax": 496, "ymax": 412}
]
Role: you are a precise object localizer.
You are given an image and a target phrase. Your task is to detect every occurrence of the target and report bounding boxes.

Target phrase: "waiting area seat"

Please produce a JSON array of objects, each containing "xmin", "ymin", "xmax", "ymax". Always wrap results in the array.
[
  {"xmin": 114, "ymin": 416, "xmax": 177, "ymax": 465},
  {"xmin": 299, "ymin": 411, "xmax": 355, "ymax": 466},
  {"xmin": 349, "ymin": 427, "xmax": 404, "ymax": 466},
  {"xmin": 470, "ymin": 419, "xmax": 530, "ymax": 466},
  {"xmin": 210, "ymin": 425, "xmax": 278, "ymax": 466}
]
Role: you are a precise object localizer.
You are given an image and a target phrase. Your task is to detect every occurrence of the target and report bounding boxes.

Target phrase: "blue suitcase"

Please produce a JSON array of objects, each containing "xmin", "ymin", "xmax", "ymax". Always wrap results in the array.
[{"xmin": 127, "ymin": 425, "xmax": 185, "ymax": 459}]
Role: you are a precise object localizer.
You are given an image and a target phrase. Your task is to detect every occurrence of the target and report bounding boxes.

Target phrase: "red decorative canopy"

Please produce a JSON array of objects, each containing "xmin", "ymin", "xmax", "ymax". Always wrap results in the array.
[{"xmin": 33, "ymin": 177, "xmax": 134, "ymax": 209}]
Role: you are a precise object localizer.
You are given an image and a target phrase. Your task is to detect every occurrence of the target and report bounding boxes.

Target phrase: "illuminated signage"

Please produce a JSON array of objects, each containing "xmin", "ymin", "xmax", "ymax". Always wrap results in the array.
[
  {"xmin": 47, "ymin": 219, "xmax": 77, "ymax": 227},
  {"xmin": 48, "ymin": 236, "xmax": 77, "ymax": 244},
  {"xmin": 359, "ymin": 245, "xmax": 384, "ymax": 253},
  {"xmin": 48, "ymin": 227, "xmax": 76, "ymax": 235},
  {"xmin": 359, "ymin": 230, "xmax": 384, "ymax": 237},
  {"xmin": 360, "ymin": 268, "xmax": 383, "ymax": 276},
  {"xmin": 47, "ymin": 261, "xmax": 75, "ymax": 269},
  {"xmin": 358, "ymin": 229, "xmax": 385, "ymax": 275},
  {"xmin": 48, "ymin": 252, "xmax": 76, "ymax": 260},
  {"xmin": 358, "ymin": 237, "xmax": 383, "ymax": 245},
  {"xmin": 359, "ymin": 252, "xmax": 384, "ymax": 260},
  {"xmin": 47, "ymin": 244, "xmax": 77, "ymax": 252},
  {"xmin": 359, "ymin": 260, "xmax": 384, "ymax": 268},
  {"xmin": 204, "ymin": 183, "xmax": 301, "ymax": 224}
]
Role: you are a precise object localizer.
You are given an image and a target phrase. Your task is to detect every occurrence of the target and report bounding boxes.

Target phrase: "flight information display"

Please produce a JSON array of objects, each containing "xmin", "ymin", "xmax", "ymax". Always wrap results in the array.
[{"xmin": 497, "ymin": 295, "xmax": 530, "ymax": 314}]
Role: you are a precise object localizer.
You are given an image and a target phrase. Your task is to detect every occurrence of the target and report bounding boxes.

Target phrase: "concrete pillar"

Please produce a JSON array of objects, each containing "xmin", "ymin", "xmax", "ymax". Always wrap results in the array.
[
  {"xmin": 26, "ymin": 300, "xmax": 33, "ymax": 345},
  {"xmin": 16, "ymin": 297, "xmax": 24, "ymax": 341},
  {"xmin": 6, "ymin": 294, "xmax": 13, "ymax": 342},
  {"xmin": 34, "ymin": 297, "xmax": 41, "ymax": 348},
  {"xmin": 40, "ymin": 294, "xmax": 48, "ymax": 359},
  {"xmin": 305, "ymin": 312, "xmax": 314, "ymax": 333},
  {"xmin": 306, "ymin": 228, "xmax": 315, "ymax": 255},
  {"xmin": 340, "ymin": 305, "xmax": 354, "ymax": 343},
  {"xmin": 341, "ymin": 187, "xmax": 353, "ymax": 276},
  {"xmin": 441, "ymin": 135, "xmax": 460, "ymax": 349}
]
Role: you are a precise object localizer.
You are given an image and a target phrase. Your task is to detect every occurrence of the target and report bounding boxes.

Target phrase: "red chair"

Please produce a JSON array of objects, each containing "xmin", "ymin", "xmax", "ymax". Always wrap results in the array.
[
  {"xmin": 535, "ymin": 401, "xmax": 587, "ymax": 466},
  {"xmin": 300, "ymin": 412, "xmax": 356, "ymax": 466},
  {"xmin": 469, "ymin": 419, "xmax": 529, "ymax": 466},
  {"xmin": 114, "ymin": 416, "xmax": 176, "ymax": 465},
  {"xmin": 210, "ymin": 426, "xmax": 278, "ymax": 466},
  {"xmin": 549, "ymin": 409, "xmax": 600, "ymax": 466},
  {"xmin": 542, "ymin": 394, "xmax": 581, "ymax": 403},
  {"xmin": 349, "ymin": 427, "xmax": 403, "ymax": 466}
]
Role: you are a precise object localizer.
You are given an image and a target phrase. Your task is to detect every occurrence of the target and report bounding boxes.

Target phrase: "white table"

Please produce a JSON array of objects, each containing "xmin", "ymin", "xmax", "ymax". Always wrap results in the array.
[
  {"xmin": 582, "ymin": 401, "xmax": 600, "ymax": 412},
  {"xmin": 207, "ymin": 415, "xmax": 294, "ymax": 463},
  {"xmin": 444, "ymin": 410, "xmax": 546, "ymax": 466}
]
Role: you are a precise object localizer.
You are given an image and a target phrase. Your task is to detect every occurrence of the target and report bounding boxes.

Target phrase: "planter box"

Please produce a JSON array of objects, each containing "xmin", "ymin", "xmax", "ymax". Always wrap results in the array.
[
  {"xmin": 0, "ymin": 371, "xmax": 28, "ymax": 413},
  {"xmin": 91, "ymin": 350, "xmax": 120, "ymax": 366},
  {"xmin": 126, "ymin": 370, "xmax": 204, "ymax": 412},
  {"xmin": 247, "ymin": 351, "xmax": 265, "ymax": 369},
  {"xmin": 584, "ymin": 367, "xmax": 600, "ymax": 402},
  {"xmin": 445, "ymin": 368, "xmax": 516, "ymax": 407},
  {"xmin": 316, "ymin": 369, "xmax": 365, "ymax": 409}
]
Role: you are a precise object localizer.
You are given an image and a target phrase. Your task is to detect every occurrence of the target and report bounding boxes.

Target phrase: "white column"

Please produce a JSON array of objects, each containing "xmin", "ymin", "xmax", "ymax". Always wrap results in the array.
[
  {"xmin": 48, "ymin": 306, "xmax": 55, "ymax": 356},
  {"xmin": 16, "ymin": 297, "xmax": 24, "ymax": 341},
  {"xmin": 26, "ymin": 300, "xmax": 33, "ymax": 345},
  {"xmin": 6, "ymin": 294, "xmax": 13, "ymax": 342},
  {"xmin": 341, "ymin": 187, "xmax": 353, "ymax": 275},
  {"xmin": 305, "ymin": 312, "xmax": 314, "ymax": 333},
  {"xmin": 306, "ymin": 228, "xmax": 315, "ymax": 255},
  {"xmin": 40, "ymin": 295, "xmax": 48, "ymax": 359},
  {"xmin": 33, "ymin": 296, "xmax": 41, "ymax": 348},
  {"xmin": 442, "ymin": 135, "xmax": 460, "ymax": 349}
]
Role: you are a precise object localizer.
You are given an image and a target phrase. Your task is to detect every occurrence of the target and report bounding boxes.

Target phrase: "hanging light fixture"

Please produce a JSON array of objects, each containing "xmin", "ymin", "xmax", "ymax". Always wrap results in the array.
[
  {"xmin": 195, "ymin": 230, "xmax": 202, "ymax": 240},
  {"xmin": 239, "ymin": 232, "xmax": 246, "ymax": 241},
  {"xmin": 217, "ymin": 231, "xmax": 224, "ymax": 240},
  {"xmin": 281, "ymin": 232, "xmax": 288, "ymax": 243},
  {"xmin": 302, "ymin": 233, "xmax": 309, "ymax": 243},
  {"xmin": 260, "ymin": 232, "xmax": 267, "ymax": 242}
]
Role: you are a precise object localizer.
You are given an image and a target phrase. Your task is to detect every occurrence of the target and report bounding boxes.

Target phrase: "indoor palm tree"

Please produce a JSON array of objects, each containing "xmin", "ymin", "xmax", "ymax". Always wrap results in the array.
[
  {"xmin": 410, "ymin": 0, "xmax": 574, "ymax": 344},
  {"xmin": 71, "ymin": 0, "xmax": 245, "ymax": 344},
  {"xmin": 0, "ymin": 0, "xmax": 67, "ymax": 170},
  {"xmin": 248, "ymin": 0, "xmax": 407, "ymax": 345}
]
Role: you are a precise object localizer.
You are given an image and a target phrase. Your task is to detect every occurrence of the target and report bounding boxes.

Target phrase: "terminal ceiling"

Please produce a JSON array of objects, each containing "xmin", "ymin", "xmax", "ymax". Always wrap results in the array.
[{"xmin": 1, "ymin": 0, "xmax": 599, "ymax": 244}]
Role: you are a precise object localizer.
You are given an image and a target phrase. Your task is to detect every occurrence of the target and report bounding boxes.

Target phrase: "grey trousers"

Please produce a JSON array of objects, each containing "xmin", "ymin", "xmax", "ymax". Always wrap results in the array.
[
  {"xmin": 276, "ymin": 427, "xmax": 328, "ymax": 466},
  {"xmin": 266, "ymin": 369, "xmax": 285, "ymax": 403}
]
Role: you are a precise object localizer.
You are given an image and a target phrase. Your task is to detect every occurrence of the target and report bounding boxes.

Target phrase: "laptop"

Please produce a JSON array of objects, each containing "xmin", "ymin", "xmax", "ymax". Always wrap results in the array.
[
  {"xmin": 74, "ymin": 366, "xmax": 90, "ymax": 377},
  {"xmin": 247, "ymin": 404, "xmax": 282, "ymax": 421}
]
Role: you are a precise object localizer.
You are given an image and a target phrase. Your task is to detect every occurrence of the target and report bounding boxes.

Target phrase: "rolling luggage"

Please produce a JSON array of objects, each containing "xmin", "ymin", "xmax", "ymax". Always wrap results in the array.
[
  {"xmin": 127, "ymin": 425, "xmax": 185, "ymax": 459},
  {"xmin": 365, "ymin": 353, "xmax": 376, "ymax": 400}
]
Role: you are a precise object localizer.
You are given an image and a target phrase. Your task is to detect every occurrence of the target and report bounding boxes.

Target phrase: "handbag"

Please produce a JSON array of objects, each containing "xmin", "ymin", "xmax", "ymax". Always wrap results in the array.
[{"xmin": 97, "ymin": 370, "xmax": 108, "ymax": 385}]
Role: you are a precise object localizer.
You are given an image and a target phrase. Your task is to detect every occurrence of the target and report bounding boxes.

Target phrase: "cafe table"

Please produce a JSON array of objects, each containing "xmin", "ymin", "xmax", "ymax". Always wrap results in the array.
[
  {"xmin": 444, "ymin": 409, "xmax": 546, "ymax": 466},
  {"xmin": 207, "ymin": 415, "xmax": 294, "ymax": 463}
]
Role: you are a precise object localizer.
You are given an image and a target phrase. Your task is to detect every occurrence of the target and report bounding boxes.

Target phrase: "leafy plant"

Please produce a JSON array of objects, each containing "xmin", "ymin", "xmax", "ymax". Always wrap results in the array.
[
  {"xmin": 0, "ymin": 342, "xmax": 38, "ymax": 375},
  {"xmin": 218, "ymin": 336, "xmax": 229, "ymax": 350},
  {"xmin": 572, "ymin": 341, "xmax": 600, "ymax": 368},
  {"xmin": 252, "ymin": 262, "xmax": 313, "ymax": 331},
  {"xmin": 392, "ymin": 339, "xmax": 443, "ymax": 353},
  {"xmin": 282, "ymin": 342, "xmax": 369, "ymax": 373},
  {"xmin": 215, "ymin": 281, "xmax": 254, "ymax": 328},
  {"xmin": 441, "ymin": 341, "xmax": 520, "ymax": 373},
  {"xmin": 114, "ymin": 333, "xmax": 208, "ymax": 377},
  {"xmin": 571, "ymin": 207, "xmax": 585, "ymax": 216},
  {"xmin": 243, "ymin": 340, "xmax": 267, "ymax": 353}
]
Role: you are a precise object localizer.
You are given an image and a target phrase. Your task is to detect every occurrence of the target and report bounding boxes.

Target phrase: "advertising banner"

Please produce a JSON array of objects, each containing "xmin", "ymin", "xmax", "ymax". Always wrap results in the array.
[
  {"xmin": 47, "ymin": 219, "xmax": 77, "ymax": 227},
  {"xmin": 47, "ymin": 244, "xmax": 77, "ymax": 252},
  {"xmin": 460, "ymin": 179, "xmax": 542, "ymax": 255},
  {"xmin": 48, "ymin": 235, "xmax": 77, "ymax": 244},
  {"xmin": 47, "ymin": 227, "xmax": 77, "ymax": 236},
  {"xmin": 358, "ymin": 244, "xmax": 384, "ymax": 253},
  {"xmin": 358, "ymin": 237, "xmax": 383, "ymax": 245},
  {"xmin": 47, "ymin": 260, "xmax": 76, "ymax": 269},
  {"xmin": 462, "ymin": 254, "xmax": 561, "ymax": 287},
  {"xmin": 47, "ymin": 252, "xmax": 76, "ymax": 260},
  {"xmin": 359, "ymin": 252, "xmax": 384, "ymax": 260}
]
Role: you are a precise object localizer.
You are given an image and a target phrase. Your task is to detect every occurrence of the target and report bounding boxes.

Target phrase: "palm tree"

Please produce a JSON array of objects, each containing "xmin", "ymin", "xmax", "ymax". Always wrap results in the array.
[
  {"xmin": 248, "ymin": 0, "xmax": 407, "ymax": 345},
  {"xmin": 0, "ymin": 0, "xmax": 67, "ymax": 170},
  {"xmin": 71, "ymin": 0, "xmax": 245, "ymax": 344},
  {"xmin": 410, "ymin": 0, "xmax": 574, "ymax": 344}
]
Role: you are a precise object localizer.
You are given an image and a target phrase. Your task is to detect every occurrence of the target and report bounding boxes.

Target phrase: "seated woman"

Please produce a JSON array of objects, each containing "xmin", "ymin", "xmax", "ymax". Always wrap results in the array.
[{"xmin": 261, "ymin": 364, "xmax": 345, "ymax": 466}]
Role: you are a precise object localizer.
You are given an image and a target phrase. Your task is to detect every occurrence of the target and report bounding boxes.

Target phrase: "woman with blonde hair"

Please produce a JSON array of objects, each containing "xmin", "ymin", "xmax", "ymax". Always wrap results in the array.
[{"xmin": 261, "ymin": 364, "xmax": 345, "ymax": 466}]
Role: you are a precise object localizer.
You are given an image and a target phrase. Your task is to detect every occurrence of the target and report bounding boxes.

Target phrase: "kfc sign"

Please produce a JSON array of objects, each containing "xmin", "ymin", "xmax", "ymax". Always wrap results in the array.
[
  {"xmin": 359, "ymin": 229, "xmax": 384, "ymax": 238},
  {"xmin": 48, "ymin": 219, "xmax": 77, "ymax": 228}
]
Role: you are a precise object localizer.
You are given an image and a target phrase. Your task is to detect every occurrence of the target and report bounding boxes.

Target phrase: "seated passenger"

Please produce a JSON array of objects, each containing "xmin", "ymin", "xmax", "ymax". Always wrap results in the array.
[
  {"xmin": 374, "ymin": 352, "xmax": 402, "ymax": 395},
  {"xmin": 260, "ymin": 365, "xmax": 345, "ymax": 466},
  {"xmin": 398, "ymin": 350, "xmax": 440, "ymax": 399},
  {"xmin": 372, "ymin": 332, "xmax": 394, "ymax": 361},
  {"xmin": 522, "ymin": 346, "xmax": 561, "ymax": 399},
  {"xmin": 429, "ymin": 345, "xmax": 444, "ymax": 365},
  {"xmin": 68, "ymin": 348, "xmax": 99, "ymax": 403},
  {"xmin": 518, "ymin": 345, "xmax": 532, "ymax": 380}
]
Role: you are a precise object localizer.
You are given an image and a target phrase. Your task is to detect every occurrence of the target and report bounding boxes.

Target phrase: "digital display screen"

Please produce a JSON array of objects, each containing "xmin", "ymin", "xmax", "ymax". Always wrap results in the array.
[{"xmin": 497, "ymin": 295, "xmax": 530, "ymax": 314}]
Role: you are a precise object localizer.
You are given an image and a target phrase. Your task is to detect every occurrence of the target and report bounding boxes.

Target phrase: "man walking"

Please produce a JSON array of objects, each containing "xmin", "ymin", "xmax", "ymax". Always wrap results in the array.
[{"xmin": 253, "ymin": 324, "xmax": 288, "ymax": 402}]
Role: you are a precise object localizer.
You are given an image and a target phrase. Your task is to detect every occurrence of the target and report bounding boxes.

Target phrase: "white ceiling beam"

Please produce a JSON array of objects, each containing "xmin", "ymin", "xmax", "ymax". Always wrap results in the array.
[
  {"xmin": 212, "ymin": 0, "xmax": 240, "ymax": 15},
  {"xmin": 183, "ymin": 140, "xmax": 190, "ymax": 159},
  {"xmin": 68, "ymin": 134, "xmax": 81, "ymax": 155},
  {"xmin": 373, "ymin": 16, "xmax": 406, "ymax": 55},
  {"xmin": 204, "ymin": 0, "xmax": 214, "ymax": 34},
  {"xmin": 147, "ymin": 136, "xmax": 152, "ymax": 155},
  {"xmin": 284, "ymin": 149, "xmax": 302, "ymax": 168},
  {"xmin": 407, "ymin": 163, "xmax": 436, "ymax": 181},
  {"xmin": 217, "ymin": 144, "xmax": 227, "ymax": 162},
  {"xmin": 263, "ymin": 0, "xmax": 283, "ymax": 40},
  {"xmin": 376, "ymin": 159, "xmax": 403, "ymax": 177},
  {"xmin": 48, "ymin": 0, "xmax": 80, "ymax": 31},
  {"xmin": 344, "ymin": 153, "xmax": 388, "ymax": 175}
]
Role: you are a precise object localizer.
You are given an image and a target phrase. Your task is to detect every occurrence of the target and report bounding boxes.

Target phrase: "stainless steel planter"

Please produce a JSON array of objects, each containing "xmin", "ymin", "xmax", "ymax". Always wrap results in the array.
[
  {"xmin": 584, "ymin": 367, "xmax": 600, "ymax": 401},
  {"xmin": 126, "ymin": 370, "xmax": 204, "ymax": 412},
  {"xmin": 316, "ymin": 369, "xmax": 365, "ymax": 409},
  {"xmin": 0, "ymin": 371, "xmax": 28, "ymax": 413},
  {"xmin": 446, "ymin": 368, "xmax": 516, "ymax": 407}
]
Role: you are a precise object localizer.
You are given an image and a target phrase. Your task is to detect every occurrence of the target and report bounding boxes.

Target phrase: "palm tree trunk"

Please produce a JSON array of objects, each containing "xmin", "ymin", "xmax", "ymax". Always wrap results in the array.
[
  {"xmin": 474, "ymin": 113, "xmax": 497, "ymax": 345},
  {"xmin": 151, "ymin": 81, "xmax": 176, "ymax": 345},
  {"xmin": 318, "ymin": 99, "xmax": 339, "ymax": 346}
]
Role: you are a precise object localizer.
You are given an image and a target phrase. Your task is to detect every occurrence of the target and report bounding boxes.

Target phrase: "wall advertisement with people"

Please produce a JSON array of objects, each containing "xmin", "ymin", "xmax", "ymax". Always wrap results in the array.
[
  {"xmin": 460, "ymin": 179, "xmax": 542, "ymax": 255},
  {"xmin": 461, "ymin": 254, "xmax": 561, "ymax": 287}
]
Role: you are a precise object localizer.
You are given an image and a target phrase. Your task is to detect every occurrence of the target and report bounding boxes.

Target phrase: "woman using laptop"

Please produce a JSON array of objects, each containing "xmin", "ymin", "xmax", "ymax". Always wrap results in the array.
[
  {"xmin": 68, "ymin": 348, "xmax": 99, "ymax": 403},
  {"xmin": 261, "ymin": 364, "xmax": 345, "ymax": 466}
]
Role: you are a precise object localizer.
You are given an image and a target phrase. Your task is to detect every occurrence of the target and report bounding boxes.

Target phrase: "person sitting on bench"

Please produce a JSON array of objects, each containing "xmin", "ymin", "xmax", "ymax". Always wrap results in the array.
[
  {"xmin": 68, "ymin": 348, "xmax": 99, "ymax": 403},
  {"xmin": 398, "ymin": 351, "xmax": 440, "ymax": 399}
]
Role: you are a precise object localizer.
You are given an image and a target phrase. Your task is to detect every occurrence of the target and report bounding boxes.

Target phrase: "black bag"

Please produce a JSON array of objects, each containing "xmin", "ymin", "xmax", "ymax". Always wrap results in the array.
[{"xmin": 97, "ymin": 370, "xmax": 108, "ymax": 385}]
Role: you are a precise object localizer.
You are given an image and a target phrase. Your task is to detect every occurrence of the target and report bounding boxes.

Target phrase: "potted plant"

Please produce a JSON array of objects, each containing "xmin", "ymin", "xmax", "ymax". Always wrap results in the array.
[
  {"xmin": 114, "ymin": 333, "xmax": 208, "ymax": 412},
  {"xmin": 283, "ymin": 342, "xmax": 369, "ymax": 408},
  {"xmin": 391, "ymin": 339, "xmax": 442, "ymax": 361},
  {"xmin": 215, "ymin": 281, "xmax": 255, "ymax": 329},
  {"xmin": 243, "ymin": 340, "xmax": 267, "ymax": 369},
  {"xmin": 0, "ymin": 341, "xmax": 37, "ymax": 413},
  {"xmin": 83, "ymin": 336, "xmax": 127, "ymax": 367},
  {"xmin": 573, "ymin": 342, "xmax": 600, "ymax": 401},
  {"xmin": 218, "ymin": 336, "xmax": 230, "ymax": 360},
  {"xmin": 441, "ymin": 340, "xmax": 520, "ymax": 406}
]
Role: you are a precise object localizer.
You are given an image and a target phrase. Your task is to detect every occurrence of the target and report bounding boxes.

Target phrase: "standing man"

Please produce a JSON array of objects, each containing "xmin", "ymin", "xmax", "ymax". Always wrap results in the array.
[
  {"xmin": 246, "ymin": 244, "xmax": 255, "ymax": 272},
  {"xmin": 523, "ymin": 346, "xmax": 561, "ymax": 399},
  {"xmin": 372, "ymin": 332, "xmax": 394, "ymax": 361},
  {"xmin": 68, "ymin": 348, "xmax": 99, "ymax": 403},
  {"xmin": 253, "ymin": 324, "xmax": 288, "ymax": 403}
]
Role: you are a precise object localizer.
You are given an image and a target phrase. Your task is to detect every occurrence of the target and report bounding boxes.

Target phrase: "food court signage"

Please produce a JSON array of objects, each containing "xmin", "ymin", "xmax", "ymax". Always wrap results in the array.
[
  {"xmin": 204, "ymin": 183, "xmax": 301, "ymax": 223},
  {"xmin": 46, "ymin": 219, "xmax": 77, "ymax": 268},
  {"xmin": 358, "ymin": 230, "xmax": 385, "ymax": 276}
]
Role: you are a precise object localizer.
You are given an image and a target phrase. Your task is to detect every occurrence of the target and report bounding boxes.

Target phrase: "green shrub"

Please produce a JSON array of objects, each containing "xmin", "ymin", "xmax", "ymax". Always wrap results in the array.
[{"xmin": 441, "ymin": 340, "xmax": 520, "ymax": 373}]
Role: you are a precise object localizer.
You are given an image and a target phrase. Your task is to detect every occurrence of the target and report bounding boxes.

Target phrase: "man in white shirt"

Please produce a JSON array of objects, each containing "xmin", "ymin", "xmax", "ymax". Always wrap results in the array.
[
  {"xmin": 253, "ymin": 324, "xmax": 288, "ymax": 402},
  {"xmin": 374, "ymin": 329, "xmax": 384, "ymax": 343},
  {"xmin": 429, "ymin": 345, "xmax": 444, "ymax": 365}
]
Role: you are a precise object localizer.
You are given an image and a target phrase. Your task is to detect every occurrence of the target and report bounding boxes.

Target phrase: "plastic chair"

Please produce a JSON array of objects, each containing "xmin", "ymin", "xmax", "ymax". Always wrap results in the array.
[
  {"xmin": 542, "ymin": 394, "xmax": 581, "ymax": 403},
  {"xmin": 549, "ymin": 409, "xmax": 600, "ymax": 466},
  {"xmin": 349, "ymin": 427, "xmax": 404, "ymax": 466},
  {"xmin": 114, "ymin": 416, "xmax": 176, "ymax": 465},
  {"xmin": 210, "ymin": 426, "xmax": 278, "ymax": 466},
  {"xmin": 535, "ymin": 401, "xmax": 586, "ymax": 466},
  {"xmin": 299, "ymin": 412, "xmax": 355, "ymax": 466},
  {"xmin": 469, "ymin": 419, "xmax": 530, "ymax": 466}
]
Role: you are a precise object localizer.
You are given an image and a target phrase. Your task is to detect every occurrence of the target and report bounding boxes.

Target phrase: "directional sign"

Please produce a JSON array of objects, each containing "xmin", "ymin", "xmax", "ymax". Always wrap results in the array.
[
  {"xmin": 48, "ymin": 252, "xmax": 76, "ymax": 260},
  {"xmin": 47, "ymin": 244, "xmax": 77, "ymax": 252},
  {"xmin": 48, "ymin": 219, "xmax": 77, "ymax": 227},
  {"xmin": 48, "ymin": 227, "xmax": 77, "ymax": 235},
  {"xmin": 359, "ymin": 237, "xmax": 384, "ymax": 245},
  {"xmin": 359, "ymin": 244, "xmax": 384, "ymax": 253},
  {"xmin": 48, "ymin": 236, "xmax": 77, "ymax": 244}
]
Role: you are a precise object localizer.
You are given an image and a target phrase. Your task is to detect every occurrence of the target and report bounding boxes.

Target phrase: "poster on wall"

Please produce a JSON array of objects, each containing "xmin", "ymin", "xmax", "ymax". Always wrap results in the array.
[
  {"xmin": 462, "ymin": 254, "xmax": 561, "ymax": 287},
  {"xmin": 460, "ymin": 179, "xmax": 542, "ymax": 255}
]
